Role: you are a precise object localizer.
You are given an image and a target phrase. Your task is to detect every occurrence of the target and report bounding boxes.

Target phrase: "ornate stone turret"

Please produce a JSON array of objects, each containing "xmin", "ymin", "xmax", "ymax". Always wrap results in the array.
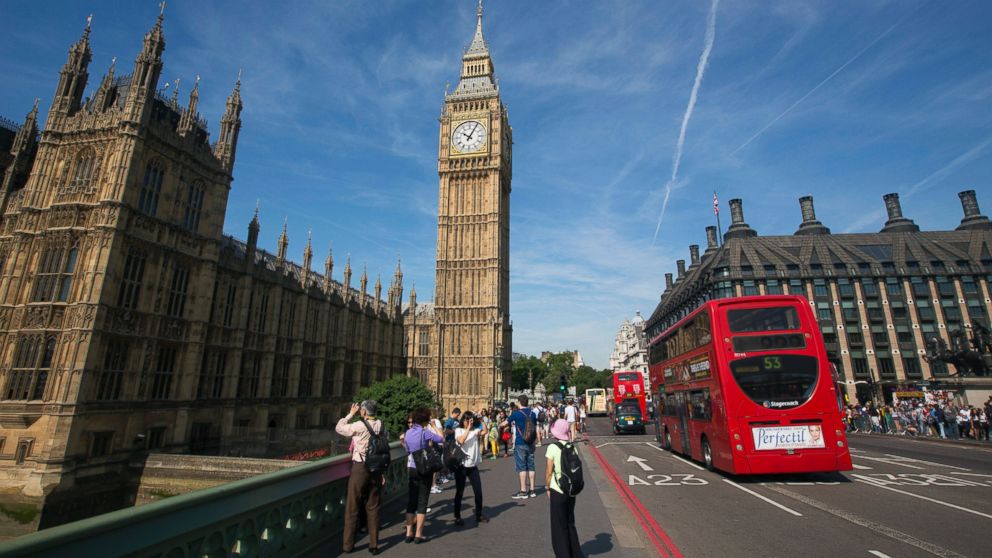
[
  {"xmin": 955, "ymin": 190, "xmax": 991, "ymax": 231},
  {"xmin": 48, "ymin": 16, "xmax": 92, "ymax": 126},
  {"xmin": 448, "ymin": 0, "xmax": 498, "ymax": 101},
  {"xmin": 360, "ymin": 265, "xmax": 368, "ymax": 297},
  {"xmin": 795, "ymin": 195, "xmax": 830, "ymax": 235},
  {"xmin": 246, "ymin": 204, "xmax": 260, "ymax": 258},
  {"xmin": 92, "ymin": 57, "xmax": 118, "ymax": 112},
  {"xmin": 323, "ymin": 245, "xmax": 334, "ymax": 292},
  {"xmin": 724, "ymin": 199, "xmax": 757, "ymax": 240},
  {"xmin": 388, "ymin": 259, "xmax": 404, "ymax": 310},
  {"xmin": 374, "ymin": 274, "xmax": 382, "ymax": 304},
  {"xmin": 301, "ymin": 230, "xmax": 313, "ymax": 284},
  {"xmin": 880, "ymin": 193, "xmax": 919, "ymax": 233},
  {"xmin": 409, "ymin": 282, "xmax": 417, "ymax": 308},
  {"xmin": 0, "ymin": 100, "xmax": 40, "ymax": 212},
  {"xmin": 276, "ymin": 219, "xmax": 288, "ymax": 263},
  {"xmin": 177, "ymin": 75, "xmax": 200, "ymax": 136},
  {"xmin": 343, "ymin": 256, "xmax": 353, "ymax": 297},
  {"xmin": 124, "ymin": 8, "xmax": 166, "ymax": 123},
  {"xmin": 214, "ymin": 74, "xmax": 242, "ymax": 172}
]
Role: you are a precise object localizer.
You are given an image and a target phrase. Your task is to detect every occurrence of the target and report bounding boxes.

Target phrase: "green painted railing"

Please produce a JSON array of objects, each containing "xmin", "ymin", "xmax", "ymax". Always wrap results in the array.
[{"xmin": 0, "ymin": 443, "xmax": 409, "ymax": 558}]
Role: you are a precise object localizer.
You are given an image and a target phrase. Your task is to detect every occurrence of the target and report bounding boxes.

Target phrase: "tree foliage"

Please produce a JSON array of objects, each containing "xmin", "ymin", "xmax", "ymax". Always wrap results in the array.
[
  {"xmin": 510, "ymin": 355, "xmax": 546, "ymax": 390},
  {"xmin": 511, "ymin": 352, "xmax": 613, "ymax": 395},
  {"xmin": 354, "ymin": 375, "xmax": 439, "ymax": 439}
]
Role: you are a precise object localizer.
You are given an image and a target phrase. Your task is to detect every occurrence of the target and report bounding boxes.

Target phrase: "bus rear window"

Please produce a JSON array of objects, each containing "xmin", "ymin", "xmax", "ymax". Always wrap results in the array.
[
  {"xmin": 727, "ymin": 307, "xmax": 800, "ymax": 333},
  {"xmin": 617, "ymin": 372, "xmax": 640, "ymax": 382}
]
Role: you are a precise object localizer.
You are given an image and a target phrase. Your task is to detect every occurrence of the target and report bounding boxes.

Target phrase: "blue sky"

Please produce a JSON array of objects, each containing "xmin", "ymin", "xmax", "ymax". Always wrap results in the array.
[{"xmin": 1, "ymin": 1, "xmax": 990, "ymax": 369}]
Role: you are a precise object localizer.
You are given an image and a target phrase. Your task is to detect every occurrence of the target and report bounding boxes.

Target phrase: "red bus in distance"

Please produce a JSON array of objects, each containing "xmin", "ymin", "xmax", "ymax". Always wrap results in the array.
[
  {"xmin": 648, "ymin": 295, "xmax": 852, "ymax": 475},
  {"xmin": 612, "ymin": 371, "xmax": 647, "ymax": 418}
]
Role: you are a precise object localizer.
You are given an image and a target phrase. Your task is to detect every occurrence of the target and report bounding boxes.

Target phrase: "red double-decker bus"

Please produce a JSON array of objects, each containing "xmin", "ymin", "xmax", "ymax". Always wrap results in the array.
[
  {"xmin": 648, "ymin": 295, "xmax": 851, "ymax": 475},
  {"xmin": 612, "ymin": 371, "xmax": 647, "ymax": 417}
]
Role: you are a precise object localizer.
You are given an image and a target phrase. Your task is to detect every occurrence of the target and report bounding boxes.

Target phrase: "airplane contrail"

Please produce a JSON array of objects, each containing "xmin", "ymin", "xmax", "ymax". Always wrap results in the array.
[
  {"xmin": 730, "ymin": 8, "xmax": 921, "ymax": 157},
  {"xmin": 653, "ymin": 0, "xmax": 719, "ymax": 244}
]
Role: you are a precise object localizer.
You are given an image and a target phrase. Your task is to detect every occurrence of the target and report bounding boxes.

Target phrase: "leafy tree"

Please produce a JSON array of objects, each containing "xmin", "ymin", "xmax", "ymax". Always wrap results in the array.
[
  {"xmin": 354, "ymin": 375, "xmax": 439, "ymax": 439},
  {"xmin": 511, "ymin": 355, "xmax": 546, "ymax": 390},
  {"xmin": 572, "ymin": 365, "xmax": 612, "ymax": 393}
]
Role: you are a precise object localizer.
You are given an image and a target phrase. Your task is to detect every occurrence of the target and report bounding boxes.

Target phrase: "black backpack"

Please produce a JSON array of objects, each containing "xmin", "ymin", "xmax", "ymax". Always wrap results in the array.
[
  {"xmin": 537, "ymin": 408, "xmax": 548, "ymax": 423},
  {"xmin": 361, "ymin": 419, "xmax": 391, "ymax": 473},
  {"xmin": 555, "ymin": 441, "xmax": 584, "ymax": 497},
  {"xmin": 522, "ymin": 409, "xmax": 537, "ymax": 445}
]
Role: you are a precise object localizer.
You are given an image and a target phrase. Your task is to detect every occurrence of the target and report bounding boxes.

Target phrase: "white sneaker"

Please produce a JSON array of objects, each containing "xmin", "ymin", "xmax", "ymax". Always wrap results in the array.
[{"xmin": 430, "ymin": 486, "xmax": 442, "ymax": 494}]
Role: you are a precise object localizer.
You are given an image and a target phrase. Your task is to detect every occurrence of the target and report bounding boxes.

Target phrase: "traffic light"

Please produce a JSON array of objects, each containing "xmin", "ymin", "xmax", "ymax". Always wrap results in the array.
[{"xmin": 559, "ymin": 374, "xmax": 567, "ymax": 394}]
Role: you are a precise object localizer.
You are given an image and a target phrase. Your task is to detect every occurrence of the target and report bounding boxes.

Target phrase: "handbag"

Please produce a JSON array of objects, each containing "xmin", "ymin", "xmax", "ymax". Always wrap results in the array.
[
  {"xmin": 412, "ymin": 429, "xmax": 443, "ymax": 476},
  {"xmin": 444, "ymin": 438, "xmax": 469, "ymax": 470}
]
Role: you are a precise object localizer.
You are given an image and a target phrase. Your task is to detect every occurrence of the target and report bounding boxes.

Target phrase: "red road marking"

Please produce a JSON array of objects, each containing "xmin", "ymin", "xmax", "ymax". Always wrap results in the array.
[{"xmin": 587, "ymin": 443, "xmax": 684, "ymax": 558}]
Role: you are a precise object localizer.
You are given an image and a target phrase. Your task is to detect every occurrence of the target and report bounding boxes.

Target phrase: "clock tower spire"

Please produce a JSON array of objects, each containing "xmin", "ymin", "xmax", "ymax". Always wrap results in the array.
[{"xmin": 406, "ymin": 0, "xmax": 512, "ymax": 411}]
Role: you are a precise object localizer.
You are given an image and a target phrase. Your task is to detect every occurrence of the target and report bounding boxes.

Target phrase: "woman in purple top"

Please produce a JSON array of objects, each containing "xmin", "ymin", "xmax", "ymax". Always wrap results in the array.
[{"xmin": 404, "ymin": 407, "xmax": 443, "ymax": 544}]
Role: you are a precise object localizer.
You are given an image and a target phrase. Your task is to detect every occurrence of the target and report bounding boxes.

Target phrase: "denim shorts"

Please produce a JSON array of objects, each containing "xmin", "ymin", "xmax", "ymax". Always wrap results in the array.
[{"xmin": 514, "ymin": 443, "xmax": 535, "ymax": 472}]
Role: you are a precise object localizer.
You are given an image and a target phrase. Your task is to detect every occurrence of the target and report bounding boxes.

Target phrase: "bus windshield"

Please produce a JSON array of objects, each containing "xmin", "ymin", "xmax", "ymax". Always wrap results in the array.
[
  {"xmin": 729, "ymin": 355, "xmax": 818, "ymax": 410},
  {"xmin": 727, "ymin": 307, "xmax": 800, "ymax": 333},
  {"xmin": 616, "ymin": 372, "xmax": 641, "ymax": 382}
]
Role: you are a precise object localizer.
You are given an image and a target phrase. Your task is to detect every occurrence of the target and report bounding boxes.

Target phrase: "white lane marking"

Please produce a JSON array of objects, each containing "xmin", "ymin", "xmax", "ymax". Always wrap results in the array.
[
  {"xmin": 852, "ymin": 463, "xmax": 872, "ymax": 470},
  {"xmin": 646, "ymin": 443, "xmax": 707, "ymax": 471},
  {"xmin": 882, "ymin": 454, "xmax": 971, "ymax": 471},
  {"xmin": 722, "ymin": 479, "xmax": 803, "ymax": 516},
  {"xmin": 627, "ymin": 455, "xmax": 654, "ymax": 472},
  {"xmin": 854, "ymin": 455, "xmax": 925, "ymax": 469},
  {"xmin": 853, "ymin": 479, "xmax": 992, "ymax": 520},
  {"xmin": 595, "ymin": 441, "xmax": 655, "ymax": 448},
  {"xmin": 767, "ymin": 486, "xmax": 967, "ymax": 558},
  {"xmin": 849, "ymin": 447, "xmax": 867, "ymax": 453},
  {"xmin": 868, "ymin": 551, "xmax": 893, "ymax": 558}
]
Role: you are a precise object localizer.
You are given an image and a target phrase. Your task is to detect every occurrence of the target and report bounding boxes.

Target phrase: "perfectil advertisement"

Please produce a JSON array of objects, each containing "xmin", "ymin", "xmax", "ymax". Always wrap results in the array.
[{"xmin": 751, "ymin": 425, "xmax": 826, "ymax": 451}]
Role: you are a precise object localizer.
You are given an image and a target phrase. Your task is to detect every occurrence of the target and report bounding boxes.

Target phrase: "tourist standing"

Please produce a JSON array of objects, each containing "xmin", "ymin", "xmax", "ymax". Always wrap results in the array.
[
  {"xmin": 405, "ymin": 407, "xmax": 444, "ymax": 544},
  {"xmin": 564, "ymin": 399, "xmax": 578, "ymax": 441},
  {"xmin": 335, "ymin": 400, "xmax": 385, "ymax": 555},
  {"xmin": 546, "ymin": 419, "xmax": 583, "ymax": 558},
  {"xmin": 452, "ymin": 412, "xmax": 490, "ymax": 526},
  {"xmin": 504, "ymin": 395, "xmax": 538, "ymax": 498}
]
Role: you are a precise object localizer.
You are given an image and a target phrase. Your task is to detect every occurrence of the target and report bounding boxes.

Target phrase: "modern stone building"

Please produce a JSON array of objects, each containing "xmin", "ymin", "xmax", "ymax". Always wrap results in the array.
[
  {"xmin": 645, "ymin": 191, "xmax": 992, "ymax": 404},
  {"xmin": 608, "ymin": 313, "xmax": 649, "ymax": 387},
  {"xmin": 405, "ymin": 4, "xmax": 512, "ymax": 412},
  {"xmin": 0, "ymin": 13, "xmax": 405, "ymax": 523}
]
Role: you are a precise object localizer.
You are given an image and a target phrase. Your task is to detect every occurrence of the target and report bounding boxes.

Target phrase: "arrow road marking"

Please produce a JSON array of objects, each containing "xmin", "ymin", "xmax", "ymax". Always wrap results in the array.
[{"xmin": 627, "ymin": 455, "xmax": 654, "ymax": 472}]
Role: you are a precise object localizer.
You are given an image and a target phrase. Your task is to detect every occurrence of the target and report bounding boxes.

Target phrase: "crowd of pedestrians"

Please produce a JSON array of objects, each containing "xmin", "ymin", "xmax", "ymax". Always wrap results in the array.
[
  {"xmin": 844, "ymin": 396, "xmax": 991, "ymax": 441},
  {"xmin": 336, "ymin": 395, "xmax": 589, "ymax": 557}
]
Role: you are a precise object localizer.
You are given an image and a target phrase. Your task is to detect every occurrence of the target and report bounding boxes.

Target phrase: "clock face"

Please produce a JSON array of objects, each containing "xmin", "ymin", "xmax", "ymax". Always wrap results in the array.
[{"xmin": 452, "ymin": 120, "xmax": 487, "ymax": 153}]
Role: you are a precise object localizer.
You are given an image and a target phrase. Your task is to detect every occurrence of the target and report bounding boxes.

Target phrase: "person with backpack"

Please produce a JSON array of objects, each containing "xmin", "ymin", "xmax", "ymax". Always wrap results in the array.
[
  {"xmin": 546, "ymin": 418, "xmax": 584, "ymax": 558},
  {"xmin": 404, "ymin": 407, "xmax": 444, "ymax": 544},
  {"xmin": 502, "ymin": 394, "xmax": 538, "ymax": 499},
  {"xmin": 335, "ymin": 400, "xmax": 387, "ymax": 555}
]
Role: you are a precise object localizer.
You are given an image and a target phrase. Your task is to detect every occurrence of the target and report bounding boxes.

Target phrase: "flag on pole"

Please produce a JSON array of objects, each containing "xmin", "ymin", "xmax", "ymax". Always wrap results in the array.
[{"xmin": 713, "ymin": 192, "xmax": 719, "ymax": 215}]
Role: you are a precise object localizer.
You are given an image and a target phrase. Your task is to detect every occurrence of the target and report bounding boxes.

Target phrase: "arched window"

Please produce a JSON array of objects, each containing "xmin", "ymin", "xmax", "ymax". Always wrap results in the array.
[
  {"xmin": 31, "ymin": 245, "xmax": 78, "ymax": 302},
  {"xmin": 4, "ymin": 336, "xmax": 54, "ymax": 401},
  {"xmin": 70, "ymin": 151, "xmax": 97, "ymax": 191},
  {"xmin": 138, "ymin": 161, "xmax": 165, "ymax": 216}
]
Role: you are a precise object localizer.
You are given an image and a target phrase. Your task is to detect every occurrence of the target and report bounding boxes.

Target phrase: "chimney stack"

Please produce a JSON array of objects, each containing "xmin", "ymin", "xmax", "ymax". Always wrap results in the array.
[
  {"xmin": 705, "ymin": 226, "xmax": 718, "ymax": 251},
  {"xmin": 676, "ymin": 259, "xmax": 686, "ymax": 279},
  {"xmin": 880, "ymin": 193, "xmax": 919, "ymax": 233},
  {"xmin": 795, "ymin": 195, "xmax": 830, "ymax": 235},
  {"xmin": 956, "ymin": 190, "xmax": 991, "ymax": 231},
  {"xmin": 665, "ymin": 273, "xmax": 673, "ymax": 291},
  {"xmin": 689, "ymin": 244, "xmax": 700, "ymax": 266},
  {"xmin": 724, "ymin": 198, "xmax": 758, "ymax": 239}
]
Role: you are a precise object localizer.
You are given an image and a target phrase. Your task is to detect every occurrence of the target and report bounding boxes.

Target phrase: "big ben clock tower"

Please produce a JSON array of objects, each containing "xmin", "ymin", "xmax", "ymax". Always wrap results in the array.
[{"xmin": 407, "ymin": 1, "xmax": 511, "ymax": 411}]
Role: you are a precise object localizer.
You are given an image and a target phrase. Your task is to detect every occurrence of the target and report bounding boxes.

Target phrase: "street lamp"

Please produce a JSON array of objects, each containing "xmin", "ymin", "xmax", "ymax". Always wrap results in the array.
[{"xmin": 495, "ymin": 344, "xmax": 504, "ymax": 403}]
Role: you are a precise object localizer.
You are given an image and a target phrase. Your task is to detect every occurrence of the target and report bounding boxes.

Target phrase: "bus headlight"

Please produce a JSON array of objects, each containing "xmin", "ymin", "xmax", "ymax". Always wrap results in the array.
[
  {"xmin": 733, "ymin": 433, "xmax": 741, "ymax": 441},
  {"xmin": 735, "ymin": 444, "xmax": 744, "ymax": 451},
  {"xmin": 835, "ymin": 429, "xmax": 842, "ymax": 437},
  {"xmin": 836, "ymin": 441, "xmax": 844, "ymax": 447}
]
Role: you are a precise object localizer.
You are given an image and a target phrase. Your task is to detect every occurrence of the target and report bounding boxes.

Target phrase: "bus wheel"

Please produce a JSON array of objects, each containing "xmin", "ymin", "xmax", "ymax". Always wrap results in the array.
[{"xmin": 701, "ymin": 438, "xmax": 714, "ymax": 471}]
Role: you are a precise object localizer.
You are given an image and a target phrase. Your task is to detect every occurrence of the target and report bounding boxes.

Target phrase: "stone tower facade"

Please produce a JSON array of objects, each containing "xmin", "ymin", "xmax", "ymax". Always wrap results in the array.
[
  {"xmin": 0, "ymin": 12, "xmax": 406, "ymax": 527},
  {"xmin": 406, "ymin": 3, "xmax": 511, "ymax": 411}
]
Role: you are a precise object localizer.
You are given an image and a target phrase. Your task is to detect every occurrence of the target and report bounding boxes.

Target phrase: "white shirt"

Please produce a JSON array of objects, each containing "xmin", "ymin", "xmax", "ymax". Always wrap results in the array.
[
  {"xmin": 455, "ymin": 427, "xmax": 481, "ymax": 468},
  {"xmin": 564, "ymin": 405, "xmax": 577, "ymax": 423}
]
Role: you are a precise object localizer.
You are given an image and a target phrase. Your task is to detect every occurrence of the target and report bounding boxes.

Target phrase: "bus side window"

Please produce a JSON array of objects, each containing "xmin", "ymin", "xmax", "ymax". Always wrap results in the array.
[
  {"xmin": 697, "ymin": 312, "xmax": 711, "ymax": 345},
  {"xmin": 690, "ymin": 389, "xmax": 712, "ymax": 420}
]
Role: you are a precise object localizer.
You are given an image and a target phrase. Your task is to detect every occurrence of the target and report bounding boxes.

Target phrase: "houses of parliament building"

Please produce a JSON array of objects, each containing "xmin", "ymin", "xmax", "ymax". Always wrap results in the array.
[{"xmin": 0, "ymin": 11, "xmax": 407, "ymax": 514}]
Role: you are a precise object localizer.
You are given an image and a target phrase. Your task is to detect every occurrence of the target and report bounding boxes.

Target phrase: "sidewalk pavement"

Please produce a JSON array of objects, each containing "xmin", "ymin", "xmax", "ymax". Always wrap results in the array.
[{"xmin": 307, "ymin": 439, "xmax": 654, "ymax": 558}]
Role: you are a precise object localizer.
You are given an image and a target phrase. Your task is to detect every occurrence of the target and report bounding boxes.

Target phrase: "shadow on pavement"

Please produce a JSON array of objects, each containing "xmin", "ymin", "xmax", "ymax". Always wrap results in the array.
[{"xmin": 581, "ymin": 532, "xmax": 615, "ymax": 556}]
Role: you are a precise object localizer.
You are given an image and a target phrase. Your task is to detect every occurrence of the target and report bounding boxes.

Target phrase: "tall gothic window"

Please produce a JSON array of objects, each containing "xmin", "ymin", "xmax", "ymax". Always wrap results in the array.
[
  {"xmin": 298, "ymin": 359, "xmax": 314, "ymax": 398},
  {"xmin": 166, "ymin": 265, "xmax": 190, "ymax": 318},
  {"xmin": 183, "ymin": 181, "xmax": 204, "ymax": 232},
  {"xmin": 95, "ymin": 340, "xmax": 128, "ymax": 401},
  {"xmin": 197, "ymin": 350, "xmax": 226, "ymax": 399},
  {"xmin": 5, "ymin": 337, "xmax": 55, "ymax": 401},
  {"xmin": 238, "ymin": 353, "xmax": 260, "ymax": 399},
  {"xmin": 149, "ymin": 345, "xmax": 177, "ymax": 400},
  {"xmin": 271, "ymin": 357, "xmax": 289, "ymax": 398},
  {"xmin": 32, "ymin": 247, "xmax": 78, "ymax": 302},
  {"xmin": 117, "ymin": 252, "xmax": 146, "ymax": 309},
  {"xmin": 138, "ymin": 162, "xmax": 165, "ymax": 216},
  {"xmin": 70, "ymin": 151, "xmax": 97, "ymax": 191},
  {"xmin": 223, "ymin": 284, "xmax": 236, "ymax": 327}
]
